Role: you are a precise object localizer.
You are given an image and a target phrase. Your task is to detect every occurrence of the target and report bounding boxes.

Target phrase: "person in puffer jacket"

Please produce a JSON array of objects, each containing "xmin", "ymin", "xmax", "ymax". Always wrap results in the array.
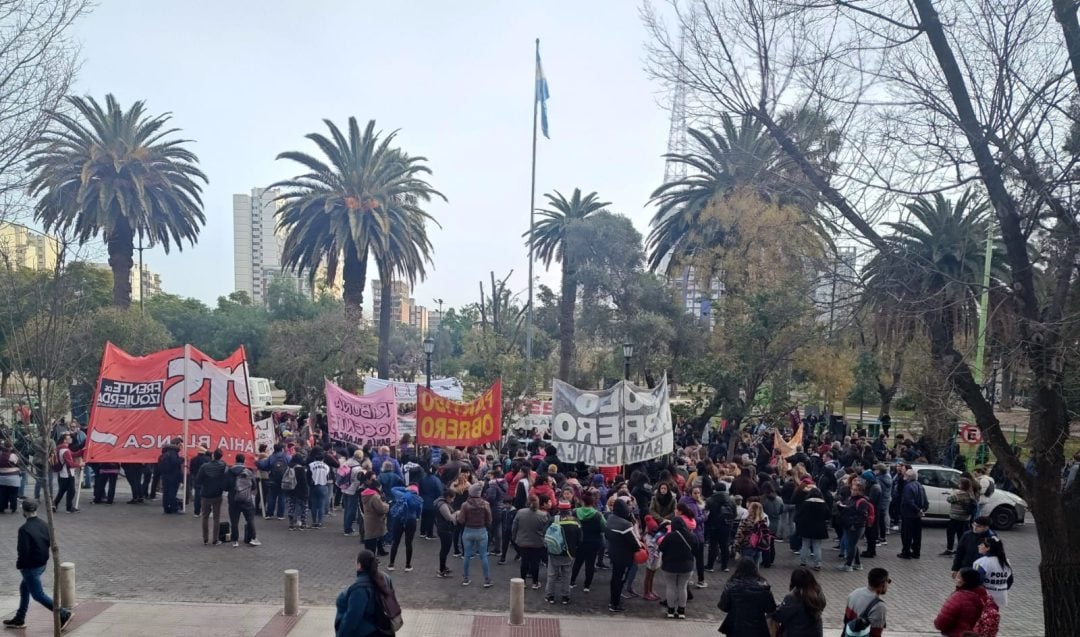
[
  {"xmin": 387, "ymin": 484, "xmax": 423, "ymax": 571},
  {"xmin": 570, "ymin": 491, "xmax": 606, "ymax": 591},
  {"xmin": 934, "ymin": 568, "xmax": 991, "ymax": 637},
  {"xmin": 361, "ymin": 481, "xmax": 389, "ymax": 556},
  {"xmin": 604, "ymin": 499, "xmax": 639, "ymax": 613},
  {"xmin": 718, "ymin": 558, "xmax": 777, "ymax": 637}
]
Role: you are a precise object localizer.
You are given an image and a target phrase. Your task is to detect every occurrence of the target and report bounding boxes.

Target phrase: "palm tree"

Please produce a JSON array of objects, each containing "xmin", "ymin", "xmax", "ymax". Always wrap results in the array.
[
  {"xmin": 647, "ymin": 111, "xmax": 836, "ymax": 276},
  {"xmin": 28, "ymin": 95, "xmax": 207, "ymax": 308},
  {"xmin": 373, "ymin": 172, "xmax": 437, "ymax": 379},
  {"xmin": 527, "ymin": 188, "xmax": 610, "ymax": 382},
  {"xmin": 272, "ymin": 118, "xmax": 443, "ymax": 321},
  {"xmin": 861, "ymin": 190, "xmax": 1006, "ymax": 338}
]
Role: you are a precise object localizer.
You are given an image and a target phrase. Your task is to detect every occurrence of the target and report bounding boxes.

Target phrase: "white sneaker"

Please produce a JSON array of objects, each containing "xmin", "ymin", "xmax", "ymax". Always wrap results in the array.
[
  {"xmin": 233, "ymin": 541, "xmax": 239, "ymax": 547},
  {"xmin": 247, "ymin": 539, "xmax": 262, "ymax": 546}
]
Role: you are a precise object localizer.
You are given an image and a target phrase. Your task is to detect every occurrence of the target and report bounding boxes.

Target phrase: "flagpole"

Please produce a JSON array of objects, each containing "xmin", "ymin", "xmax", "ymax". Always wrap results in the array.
[
  {"xmin": 525, "ymin": 37, "xmax": 540, "ymax": 396},
  {"xmin": 181, "ymin": 344, "xmax": 191, "ymax": 513}
]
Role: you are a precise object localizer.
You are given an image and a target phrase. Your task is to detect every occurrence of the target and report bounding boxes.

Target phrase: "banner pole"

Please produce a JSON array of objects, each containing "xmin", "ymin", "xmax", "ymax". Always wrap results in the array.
[
  {"xmin": 181, "ymin": 344, "xmax": 191, "ymax": 513},
  {"xmin": 73, "ymin": 466, "xmax": 83, "ymax": 509}
]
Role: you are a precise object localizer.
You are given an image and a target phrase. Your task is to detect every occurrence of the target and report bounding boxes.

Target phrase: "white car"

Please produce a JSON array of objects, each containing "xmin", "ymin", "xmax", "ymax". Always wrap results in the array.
[{"xmin": 912, "ymin": 464, "xmax": 1027, "ymax": 530}]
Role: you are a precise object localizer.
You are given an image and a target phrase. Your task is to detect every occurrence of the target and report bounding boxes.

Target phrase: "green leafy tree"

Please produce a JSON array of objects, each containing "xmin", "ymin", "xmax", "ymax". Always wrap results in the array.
[
  {"xmin": 272, "ymin": 118, "xmax": 444, "ymax": 319},
  {"xmin": 145, "ymin": 293, "xmax": 213, "ymax": 348},
  {"xmin": 527, "ymin": 188, "xmax": 610, "ymax": 382},
  {"xmin": 28, "ymin": 94, "xmax": 207, "ymax": 308},
  {"xmin": 848, "ymin": 350, "xmax": 882, "ymax": 425}
]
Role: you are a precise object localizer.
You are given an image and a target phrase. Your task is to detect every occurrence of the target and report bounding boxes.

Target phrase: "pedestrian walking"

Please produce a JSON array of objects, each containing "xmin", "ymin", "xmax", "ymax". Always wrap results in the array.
[
  {"xmin": 194, "ymin": 448, "xmax": 228, "ymax": 545},
  {"xmin": 2, "ymin": 500, "xmax": 73, "ymax": 630}
]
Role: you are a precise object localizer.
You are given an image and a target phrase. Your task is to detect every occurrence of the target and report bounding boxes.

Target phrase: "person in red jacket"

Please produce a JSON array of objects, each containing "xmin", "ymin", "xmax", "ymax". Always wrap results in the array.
[{"xmin": 934, "ymin": 568, "xmax": 990, "ymax": 637}]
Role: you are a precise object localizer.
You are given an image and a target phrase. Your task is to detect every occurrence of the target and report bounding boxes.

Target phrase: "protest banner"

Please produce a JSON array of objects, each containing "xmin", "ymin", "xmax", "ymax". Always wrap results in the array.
[
  {"xmin": 85, "ymin": 342, "xmax": 256, "ymax": 464},
  {"xmin": 326, "ymin": 380, "xmax": 399, "ymax": 448},
  {"xmin": 550, "ymin": 377, "xmax": 673, "ymax": 466},
  {"xmin": 509, "ymin": 399, "xmax": 553, "ymax": 433},
  {"xmin": 363, "ymin": 376, "xmax": 463, "ymax": 402},
  {"xmin": 416, "ymin": 380, "xmax": 501, "ymax": 447},
  {"xmin": 252, "ymin": 417, "xmax": 275, "ymax": 454}
]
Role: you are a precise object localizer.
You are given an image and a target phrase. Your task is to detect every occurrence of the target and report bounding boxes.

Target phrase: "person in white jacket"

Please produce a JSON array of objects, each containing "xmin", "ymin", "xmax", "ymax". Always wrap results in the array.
[{"xmin": 973, "ymin": 535, "xmax": 1013, "ymax": 608}]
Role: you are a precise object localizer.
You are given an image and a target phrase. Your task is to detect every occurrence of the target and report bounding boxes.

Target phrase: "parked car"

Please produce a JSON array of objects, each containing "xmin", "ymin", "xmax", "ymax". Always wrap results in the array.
[{"xmin": 912, "ymin": 464, "xmax": 1027, "ymax": 530}]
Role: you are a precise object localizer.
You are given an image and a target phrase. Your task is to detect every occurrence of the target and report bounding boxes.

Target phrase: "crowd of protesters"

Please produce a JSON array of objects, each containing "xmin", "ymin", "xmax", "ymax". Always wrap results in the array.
[{"xmin": 1, "ymin": 409, "xmax": 1047, "ymax": 636}]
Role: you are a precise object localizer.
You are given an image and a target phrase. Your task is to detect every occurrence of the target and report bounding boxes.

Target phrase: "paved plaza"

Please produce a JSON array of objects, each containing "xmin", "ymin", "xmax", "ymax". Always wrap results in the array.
[{"xmin": 0, "ymin": 487, "xmax": 1045, "ymax": 636}]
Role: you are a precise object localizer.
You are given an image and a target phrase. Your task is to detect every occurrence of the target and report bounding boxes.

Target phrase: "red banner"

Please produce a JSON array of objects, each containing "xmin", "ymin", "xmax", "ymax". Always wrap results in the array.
[
  {"xmin": 416, "ymin": 380, "xmax": 502, "ymax": 447},
  {"xmin": 85, "ymin": 342, "xmax": 256, "ymax": 464}
]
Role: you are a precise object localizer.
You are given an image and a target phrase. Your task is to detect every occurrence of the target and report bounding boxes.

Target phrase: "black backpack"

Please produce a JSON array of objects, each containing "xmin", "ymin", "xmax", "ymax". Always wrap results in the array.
[{"xmin": 269, "ymin": 457, "xmax": 288, "ymax": 483}]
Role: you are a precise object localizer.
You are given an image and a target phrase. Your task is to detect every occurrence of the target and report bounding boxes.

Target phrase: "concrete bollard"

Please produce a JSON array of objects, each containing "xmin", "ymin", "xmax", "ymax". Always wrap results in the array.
[
  {"xmin": 508, "ymin": 577, "xmax": 525, "ymax": 626},
  {"xmin": 284, "ymin": 569, "xmax": 299, "ymax": 616},
  {"xmin": 59, "ymin": 562, "xmax": 76, "ymax": 609}
]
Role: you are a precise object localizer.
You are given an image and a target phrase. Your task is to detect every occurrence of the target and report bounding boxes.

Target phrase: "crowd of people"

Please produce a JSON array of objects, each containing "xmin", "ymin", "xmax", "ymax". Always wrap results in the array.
[{"xmin": 2, "ymin": 411, "xmax": 1051, "ymax": 636}]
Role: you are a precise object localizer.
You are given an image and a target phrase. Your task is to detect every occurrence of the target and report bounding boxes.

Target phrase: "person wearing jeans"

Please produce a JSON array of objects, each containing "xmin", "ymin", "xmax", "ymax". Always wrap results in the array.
[
  {"xmin": 458, "ymin": 483, "xmax": 493, "ymax": 587},
  {"xmin": 5, "ymin": 500, "xmax": 72, "ymax": 630},
  {"xmin": 841, "ymin": 483, "xmax": 872, "ymax": 571}
]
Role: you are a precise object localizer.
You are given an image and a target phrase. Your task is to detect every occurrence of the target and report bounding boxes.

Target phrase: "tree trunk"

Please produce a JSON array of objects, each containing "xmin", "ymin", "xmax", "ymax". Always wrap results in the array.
[
  {"xmin": 342, "ymin": 244, "xmax": 367, "ymax": 321},
  {"xmin": 999, "ymin": 361, "xmax": 1014, "ymax": 411},
  {"xmin": 690, "ymin": 391, "xmax": 724, "ymax": 437},
  {"xmin": 377, "ymin": 276, "xmax": 392, "ymax": 379},
  {"xmin": 556, "ymin": 265, "xmax": 576, "ymax": 382},
  {"xmin": 107, "ymin": 222, "xmax": 134, "ymax": 309}
]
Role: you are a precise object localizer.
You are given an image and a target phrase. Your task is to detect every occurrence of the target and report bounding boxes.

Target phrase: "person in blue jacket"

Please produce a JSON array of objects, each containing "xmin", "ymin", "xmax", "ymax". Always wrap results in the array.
[
  {"xmin": 418, "ymin": 470, "xmax": 444, "ymax": 539},
  {"xmin": 388, "ymin": 484, "xmax": 423, "ymax": 571},
  {"xmin": 335, "ymin": 549, "xmax": 394, "ymax": 637}
]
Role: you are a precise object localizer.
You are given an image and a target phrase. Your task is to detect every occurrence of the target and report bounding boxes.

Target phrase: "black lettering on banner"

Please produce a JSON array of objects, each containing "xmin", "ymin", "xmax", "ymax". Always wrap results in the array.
[{"xmin": 96, "ymin": 378, "xmax": 164, "ymax": 410}]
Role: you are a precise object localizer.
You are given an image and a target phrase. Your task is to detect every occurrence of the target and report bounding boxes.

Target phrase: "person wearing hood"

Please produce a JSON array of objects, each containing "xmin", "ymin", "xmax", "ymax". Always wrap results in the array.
[
  {"xmin": 658, "ymin": 516, "xmax": 698, "ymax": 618},
  {"xmin": 934, "ymin": 567, "xmax": 992, "ymax": 637},
  {"xmin": 591, "ymin": 473, "xmax": 609, "ymax": 511},
  {"xmin": 459, "ymin": 481, "xmax": 493, "ymax": 587},
  {"xmin": 604, "ymin": 499, "xmax": 639, "ymax": 613},
  {"xmin": 546, "ymin": 500, "xmax": 582, "ymax": 605},
  {"xmin": 156, "ymin": 437, "xmax": 184, "ymax": 514},
  {"xmin": 859, "ymin": 470, "xmax": 882, "ymax": 558},
  {"xmin": 361, "ymin": 481, "xmax": 389, "ymax": 556},
  {"xmin": 679, "ymin": 485, "xmax": 708, "ymax": 586},
  {"xmin": 717, "ymin": 558, "xmax": 776, "ymax": 636},
  {"xmin": 418, "ymin": 469, "xmax": 444, "ymax": 539},
  {"xmin": 387, "ymin": 484, "xmax": 423, "ymax": 571},
  {"xmin": 649, "ymin": 482, "xmax": 677, "ymax": 522},
  {"xmin": 285, "ymin": 455, "xmax": 310, "ymax": 531},
  {"xmin": 570, "ymin": 491, "xmax": 606, "ymax": 592},
  {"xmin": 512, "ymin": 493, "xmax": 549, "ymax": 588},
  {"xmin": 705, "ymin": 482, "xmax": 737, "ymax": 573}
]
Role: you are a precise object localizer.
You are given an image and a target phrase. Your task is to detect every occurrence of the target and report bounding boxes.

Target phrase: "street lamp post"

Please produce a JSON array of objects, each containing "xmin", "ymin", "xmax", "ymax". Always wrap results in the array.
[
  {"xmin": 623, "ymin": 342, "xmax": 634, "ymax": 382},
  {"xmin": 423, "ymin": 337, "xmax": 435, "ymax": 389}
]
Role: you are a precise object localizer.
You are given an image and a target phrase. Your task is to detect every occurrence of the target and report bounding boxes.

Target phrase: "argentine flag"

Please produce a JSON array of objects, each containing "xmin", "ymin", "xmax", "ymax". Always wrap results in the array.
[{"xmin": 536, "ymin": 45, "xmax": 550, "ymax": 138}]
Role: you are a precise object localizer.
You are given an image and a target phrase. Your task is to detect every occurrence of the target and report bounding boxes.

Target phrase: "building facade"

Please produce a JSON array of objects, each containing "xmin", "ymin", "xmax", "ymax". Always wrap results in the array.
[
  {"xmin": 0, "ymin": 223, "xmax": 59, "ymax": 272},
  {"xmin": 371, "ymin": 279, "xmax": 430, "ymax": 333},
  {"xmin": 233, "ymin": 187, "xmax": 310, "ymax": 306}
]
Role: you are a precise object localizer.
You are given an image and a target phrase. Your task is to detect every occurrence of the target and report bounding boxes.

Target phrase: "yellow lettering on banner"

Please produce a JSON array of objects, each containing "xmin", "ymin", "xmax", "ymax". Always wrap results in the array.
[
  {"xmin": 483, "ymin": 390, "xmax": 493, "ymax": 410},
  {"xmin": 435, "ymin": 417, "xmax": 447, "ymax": 440},
  {"xmin": 483, "ymin": 414, "xmax": 494, "ymax": 436},
  {"xmin": 420, "ymin": 393, "xmax": 435, "ymax": 412}
]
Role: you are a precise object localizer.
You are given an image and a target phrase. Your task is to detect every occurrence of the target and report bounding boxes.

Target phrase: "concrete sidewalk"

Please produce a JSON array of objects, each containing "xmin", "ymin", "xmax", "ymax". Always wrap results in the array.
[{"xmin": 0, "ymin": 597, "xmax": 947, "ymax": 636}]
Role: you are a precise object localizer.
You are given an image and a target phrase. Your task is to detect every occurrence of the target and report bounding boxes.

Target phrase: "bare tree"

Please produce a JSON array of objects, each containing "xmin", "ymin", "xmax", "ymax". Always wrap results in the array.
[
  {"xmin": 0, "ymin": 0, "xmax": 90, "ymax": 219},
  {"xmin": 644, "ymin": 0, "xmax": 1080, "ymax": 631}
]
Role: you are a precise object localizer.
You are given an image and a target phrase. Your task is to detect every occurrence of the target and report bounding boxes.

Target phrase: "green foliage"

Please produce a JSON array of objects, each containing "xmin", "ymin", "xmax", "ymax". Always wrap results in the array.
[
  {"xmin": 28, "ymin": 94, "xmax": 207, "ymax": 308},
  {"xmin": 65, "ymin": 307, "xmax": 173, "ymax": 384},
  {"xmin": 848, "ymin": 350, "xmax": 881, "ymax": 406}
]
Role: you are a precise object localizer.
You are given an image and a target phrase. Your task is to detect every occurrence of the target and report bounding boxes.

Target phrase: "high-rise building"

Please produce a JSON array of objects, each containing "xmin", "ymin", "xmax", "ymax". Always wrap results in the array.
[
  {"xmin": 669, "ymin": 265, "xmax": 723, "ymax": 328},
  {"xmin": 233, "ymin": 187, "xmax": 310, "ymax": 306},
  {"xmin": 814, "ymin": 246, "xmax": 861, "ymax": 327},
  {"xmin": 86, "ymin": 261, "xmax": 164, "ymax": 301},
  {"xmin": 427, "ymin": 311, "xmax": 442, "ymax": 335},
  {"xmin": 0, "ymin": 223, "xmax": 59, "ymax": 272},
  {"xmin": 371, "ymin": 279, "xmax": 412, "ymax": 327},
  {"xmin": 409, "ymin": 303, "xmax": 429, "ymax": 334}
]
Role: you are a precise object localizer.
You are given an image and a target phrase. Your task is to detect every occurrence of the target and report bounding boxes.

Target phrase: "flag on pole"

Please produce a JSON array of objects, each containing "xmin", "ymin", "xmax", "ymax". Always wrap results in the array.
[{"xmin": 536, "ymin": 45, "xmax": 550, "ymax": 138}]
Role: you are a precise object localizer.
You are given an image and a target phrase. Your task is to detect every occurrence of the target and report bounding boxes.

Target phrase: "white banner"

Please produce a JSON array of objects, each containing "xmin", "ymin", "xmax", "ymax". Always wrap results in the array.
[
  {"xmin": 550, "ymin": 377, "xmax": 673, "ymax": 466},
  {"xmin": 252, "ymin": 417, "xmax": 275, "ymax": 453},
  {"xmin": 363, "ymin": 377, "xmax": 463, "ymax": 402}
]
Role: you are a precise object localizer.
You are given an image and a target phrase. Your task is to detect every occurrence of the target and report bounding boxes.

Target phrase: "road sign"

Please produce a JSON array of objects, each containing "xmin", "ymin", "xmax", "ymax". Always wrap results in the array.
[{"xmin": 959, "ymin": 423, "xmax": 982, "ymax": 444}]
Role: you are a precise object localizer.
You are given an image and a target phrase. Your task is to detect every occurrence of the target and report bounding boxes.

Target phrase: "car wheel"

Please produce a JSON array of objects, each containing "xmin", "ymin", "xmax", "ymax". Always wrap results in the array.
[{"xmin": 990, "ymin": 505, "xmax": 1016, "ymax": 531}]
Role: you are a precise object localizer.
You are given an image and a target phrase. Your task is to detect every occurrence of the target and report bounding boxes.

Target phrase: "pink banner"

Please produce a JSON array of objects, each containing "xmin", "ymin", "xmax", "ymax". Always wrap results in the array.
[{"xmin": 326, "ymin": 379, "xmax": 398, "ymax": 448}]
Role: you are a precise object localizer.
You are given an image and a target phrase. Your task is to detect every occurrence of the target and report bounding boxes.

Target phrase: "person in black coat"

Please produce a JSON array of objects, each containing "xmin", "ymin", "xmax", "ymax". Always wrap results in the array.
[
  {"xmin": 950, "ymin": 517, "xmax": 995, "ymax": 573},
  {"xmin": 604, "ymin": 499, "xmax": 639, "ymax": 613},
  {"xmin": 658, "ymin": 516, "xmax": 698, "ymax": 618},
  {"xmin": 794, "ymin": 485, "xmax": 830, "ymax": 570},
  {"xmin": 718, "ymin": 558, "xmax": 777, "ymax": 637}
]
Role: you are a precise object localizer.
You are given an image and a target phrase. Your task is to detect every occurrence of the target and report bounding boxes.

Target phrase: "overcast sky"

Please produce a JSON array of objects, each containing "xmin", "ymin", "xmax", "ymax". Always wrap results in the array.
[{"xmin": 72, "ymin": 1, "xmax": 671, "ymax": 312}]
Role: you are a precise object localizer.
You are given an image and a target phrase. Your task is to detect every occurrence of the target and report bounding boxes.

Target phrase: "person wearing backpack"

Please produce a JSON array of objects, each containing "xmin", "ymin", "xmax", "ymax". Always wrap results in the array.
[
  {"xmin": 51, "ymin": 434, "xmax": 82, "ymax": 514},
  {"xmin": 704, "ymin": 482, "xmax": 737, "ymax": 573},
  {"xmin": 569, "ymin": 491, "xmax": 606, "ymax": 593},
  {"xmin": 387, "ymin": 484, "xmax": 422, "ymax": 572},
  {"xmin": 734, "ymin": 502, "xmax": 771, "ymax": 567},
  {"xmin": 934, "ymin": 568, "xmax": 992, "ymax": 637},
  {"xmin": 545, "ymin": 500, "xmax": 581, "ymax": 605},
  {"xmin": 335, "ymin": 548, "xmax": 397, "ymax": 637},
  {"xmin": 511, "ymin": 494, "xmax": 549, "ymax": 589},
  {"xmin": 284, "ymin": 455, "xmax": 309, "ymax": 531},
  {"xmin": 839, "ymin": 479, "xmax": 872, "ymax": 572},
  {"xmin": 340, "ymin": 450, "xmax": 365, "ymax": 535},
  {"xmin": 842, "ymin": 567, "xmax": 889, "ymax": 637},
  {"xmin": 256, "ymin": 443, "xmax": 290, "ymax": 520},
  {"xmin": 224, "ymin": 454, "xmax": 261, "ymax": 547}
]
